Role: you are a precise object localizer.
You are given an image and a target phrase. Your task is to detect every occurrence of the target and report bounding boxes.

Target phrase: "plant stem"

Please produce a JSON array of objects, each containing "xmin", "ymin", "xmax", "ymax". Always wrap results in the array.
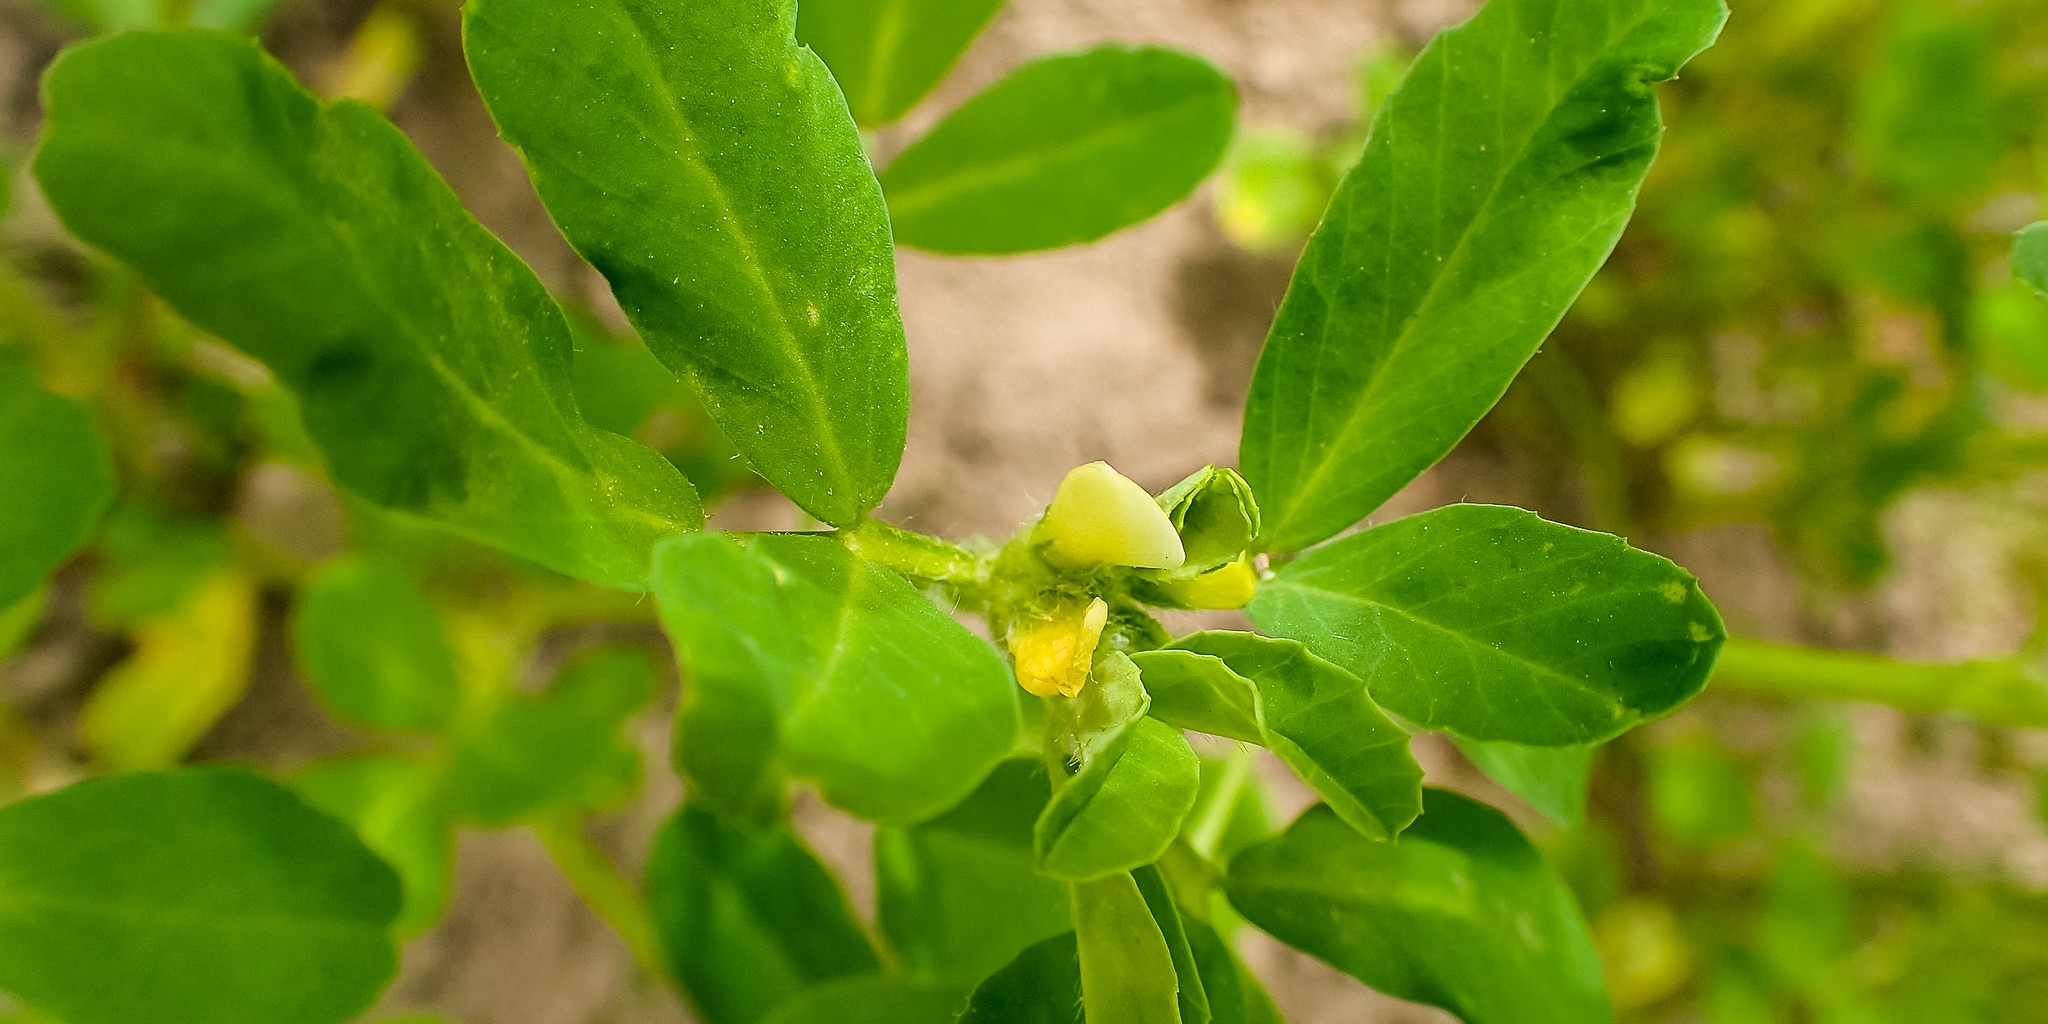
[
  {"xmin": 841, "ymin": 517, "xmax": 988, "ymax": 589},
  {"xmin": 530, "ymin": 812, "xmax": 673, "ymax": 990},
  {"xmin": 1185, "ymin": 746, "xmax": 1257, "ymax": 861},
  {"xmin": 1712, "ymin": 637, "xmax": 2048, "ymax": 729}
]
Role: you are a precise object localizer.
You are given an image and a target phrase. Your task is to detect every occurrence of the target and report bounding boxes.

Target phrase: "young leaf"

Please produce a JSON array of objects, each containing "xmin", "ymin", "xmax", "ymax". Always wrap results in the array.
[
  {"xmin": 445, "ymin": 647, "xmax": 655, "ymax": 825},
  {"xmin": 293, "ymin": 556, "xmax": 462, "ymax": 733},
  {"xmin": 646, "ymin": 804, "xmax": 880, "ymax": 1024},
  {"xmin": 958, "ymin": 932, "xmax": 1085, "ymax": 1024},
  {"xmin": 33, "ymin": 33, "xmax": 702, "ymax": 590},
  {"xmin": 1135, "ymin": 631, "xmax": 1424, "ymax": 840},
  {"xmin": 294, "ymin": 754, "xmax": 455, "ymax": 936},
  {"xmin": 1454, "ymin": 737, "xmax": 1598, "ymax": 828},
  {"xmin": 1072, "ymin": 873, "xmax": 1183, "ymax": 1024},
  {"xmin": 798, "ymin": 0, "xmax": 1007, "ymax": 126},
  {"xmin": 758, "ymin": 975, "xmax": 969, "ymax": 1024},
  {"xmin": 1153, "ymin": 466, "xmax": 1261, "ymax": 574},
  {"xmin": 1035, "ymin": 715, "xmax": 1202, "ymax": 882},
  {"xmin": 1240, "ymin": 0, "xmax": 1728, "ymax": 551},
  {"xmin": 882, "ymin": 46, "xmax": 1237, "ymax": 254},
  {"xmin": 1248, "ymin": 504, "xmax": 1724, "ymax": 746},
  {"xmin": 0, "ymin": 767, "xmax": 401, "ymax": 1024},
  {"xmin": 78, "ymin": 571, "xmax": 256, "ymax": 771},
  {"xmin": 464, "ymin": 0, "xmax": 907, "ymax": 525},
  {"xmin": 1226, "ymin": 791, "xmax": 1611, "ymax": 1024},
  {"xmin": 2018, "ymin": 223, "xmax": 2048, "ymax": 296},
  {"xmin": 876, "ymin": 760, "xmax": 1072, "ymax": 984},
  {"xmin": 0, "ymin": 360, "xmax": 113, "ymax": 608},
  {"xmin": 653, "ymin": 532, "xmax": 1020, "ymax": 824}
]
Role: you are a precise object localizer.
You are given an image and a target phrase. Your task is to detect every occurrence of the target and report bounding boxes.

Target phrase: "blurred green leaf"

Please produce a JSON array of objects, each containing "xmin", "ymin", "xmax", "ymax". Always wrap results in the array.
[
  {"xmin": 882, "ymin": 46, "xmax": 1236, "ymax": 254},
  {"xmin": 1852, "ymin": 14, "xmax": 2005, "ymax": 203},
  {"xmin": 875, "ymin": 759, "xmax": 1072, "ymax": 984},
  {"xmin": 0, "ymin": 767, "xmax": 400, "ymax": 1024},
  {"xmin": 34, "ymin": 32, "xmax": 701, "ymax": 590},
  {"xmin": 293, "ymin": 557, "xmax": 462, "ymax": 733},
  {"xmin": 1453, "ymin": 737, "xmax": 1598, "ymax": 828},
  {"xmin": 86, "ymin": 503, "xmax": 226, "ymax": 628},
  {"xmin": 0, "ymin": 590, "xmax": 42, "ymax": 659},
  {"xmin": 1226, "ymin": 792, "xmax": 1611, "ymax": 1024},
  {"xmin": 445, "ymin": 647, "xmax": 655, "ymax": 824},
  {"xmin": 759, "ymin": 975, "xmax": 968, "ymax": 1024},
  {"xmin": 1072, "ymin": 872, "xmax": 1182, "ymax": 1024},
  {"xmin": 1138, "ymin": 631, "xmax": 1423, "ymax": 840},
  {"xmin": 1036, "ymin": 714, "xmax": 1201, "ymax": 882},
  {"xmin": 1249, "ymin": 504, "xmax": 1724, "ymax": 745},
  {"xmin": 1239, "ymin": 0, "xmax": 1726, "ymax": 551},
  {"xmin": 652, "ymin": 532, "xmax": 1019, "ymax": 825},
  {"xmin": 294, "ymin": 753, "xmax": 454, "ymax": 936},
  {"xmin": 0, "ymin": 360, "xmax": 113, "ymax": 608},
  {"xmin": 646, "ymin": 804, "xmax": 879, "ymax": 1024},
  {"xmin": 957, "ymin": 932, "xmax": 1084, "ymax": 1024},
  {"xmin": 798, "ymin": 0, "xmax": 1007, "ymax": 126},
  {"xmin": 78, "ymin": 571, "xmax": 255, "ymax": 771},
  {"xmin": 1214, "ymin": 127, "xmax": 1334, "ymax": 252},
  {"xmin": 2018, "ymin": 222, "xmax": 2048, "ymax": 296},
  {"xmin": 1184, "ymin": 916, "xmax": 1282, "ymax": 1024},
  {"xmin": 465, "ymin": 0, "xmax": 907, "ymax": 526},
  {"xmin": 1646, "ymin": 734, "xmax": 1753, "ymax": 849},
  {"xmin": 36, "ymin": 0, "xmax": 291, "ymax": 31}
]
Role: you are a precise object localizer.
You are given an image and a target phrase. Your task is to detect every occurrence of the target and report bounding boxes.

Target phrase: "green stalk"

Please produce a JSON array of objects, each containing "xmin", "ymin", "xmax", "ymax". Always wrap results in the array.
[
  {"xmin": 841, "ymin": 517, "xmax": 989, "ymax": 589},
  {"xmin": 1712, "ymin": 637, "xmax": 2048, "ymax": 730},
  {"xmin": 1184, "ymin": 746, "xmax": 1257, "ymax": 861},
  {"xmin": 530, "ymin": 812, "xmax": 674, "ymax": 991}
]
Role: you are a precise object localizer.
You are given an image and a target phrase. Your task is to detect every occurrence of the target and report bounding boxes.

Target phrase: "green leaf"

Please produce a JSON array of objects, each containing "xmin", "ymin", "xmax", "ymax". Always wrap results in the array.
[
  {"xmin": 1248, "ymin": 504, "xmax": 1724, "ymax": 745},
  {"xmin": 293, "ymin": 556, "xmax": 461, "ymax": 732},
  {"xmin": 1454, "ymin": 737, "xmax": 1597, "ymax": 828},
  {"xmin": 0, "ymin": 360, "xmax": 113, "ymax": 608},
  {"xmin": 33, "ymin": 32, "xmax": 701, "ymax": 591},
  {"xmin": 1135, "ymin": 632, "xmax": 1423, "ymax": 840},
  {"xmin": 875, "ymin": 760, "xmax": 1071, "ymax": 984},
  {"xmin": 78, "ymin": 571, "xmax": 256, "ymax": 771},
  {"xmin": 464, "ymin": 0, "xmax": 907, "ymax": 525},
  {"xmin": 1226, "ymin": 791, "xmax": 1611, "ymax": 1024},
  {"xmin": 294, "ymin": 754, "xmax": 455, "ymax": 936},
  {"xmin": 0, "ymin": 591, "xmax": 42, "ymax": 660},
  {"xmin": 1239, "ymin": 0, "xmax": 1727, "ymax": 551},
  {"xmin": 37, "ymin": 0, "xmax": 289, "ymax": 30},
  {"xmin": 1154, "ymin": 466, "xmax": 1260, "ymax": 574},
  {"xmin": 797, "ymin": 0, "xmax": 1007, "ymax": 126},
  {"xmin": 1852, "ymin": 13, "xmax": 2005, "ymax": 203},
  {"xmin": 445, "ymin": 647, "xmax": 655, "ymax": 824},
  {"xmin": 1133, "ymin": 865, "xmax": 1212, "ymax": 1024},
  {"xmin": 1127, "ymin": 648, "xmax": 1263, "ymax": 744},
  {"xmin": 1183, "ymin": 916, "xmax": 1282, "ymax": 1024},
  {"xmin": 2018, "ymin": 223, "xmax": 2048, "ymax": 296},
  {"xmin": 958, "ymin": 932, "xmax": 1084, "ymax": 1024},
  {"xmin": 1072, "ymin": 873, "xmax": 1183, "ymax": 1024},
  {"xmin": 0, "ymin": 767, "xmax": 401, "ymax": 1024},
  {"xmin": 653, "ymin": 532, "xmax": 1019, "ymax": 824},
  {"xmin": 759, "ymin": 976, "xmax": 969, "ymax": 1024},
  {"xmin": 1035, "ymin": 715, "xmax": 1202, "ymax": 881},
  {"xmin": 881, "ymin": 46, "xmax": 1237, "ymax": 254},
  {"xmin": 646, "ymin": 804, "xmax": 880, "ymax": 1024}
]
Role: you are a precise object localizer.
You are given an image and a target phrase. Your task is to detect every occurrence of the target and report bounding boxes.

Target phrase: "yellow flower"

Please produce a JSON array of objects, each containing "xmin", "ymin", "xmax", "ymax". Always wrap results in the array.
[
  {"xmin": 1154, "ymin": 556, "xmax": 1259, "ymax": 610},
  {"xmin": 1009, "ymin": 598, "xmax": 1110, "ymax": 698},
  {"xmin": 1037, "ymin": 462, "xmax": 1185, "ymax": 571}
]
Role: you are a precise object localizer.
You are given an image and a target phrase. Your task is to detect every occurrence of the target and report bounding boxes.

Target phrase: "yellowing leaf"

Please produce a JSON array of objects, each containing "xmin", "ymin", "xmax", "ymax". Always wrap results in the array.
[{"xmin": 79, "ymin": 571, "xmax": 256, "ymax": 772}]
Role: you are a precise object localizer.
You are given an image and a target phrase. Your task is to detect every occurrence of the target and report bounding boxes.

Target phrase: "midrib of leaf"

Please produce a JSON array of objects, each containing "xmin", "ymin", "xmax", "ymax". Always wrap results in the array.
[
  {"xmin": 1269, "ymin": 576, "xmax": 1627, "ymax": 711},
  {"xmin": 885, "ymin": 89, "xmax": 1220, "ymax": 218},
  {"xmin": 128, "ymin": 124, "xmax": 691, "ymax": 538},
  {"xmin": 1263, "ymin": 2, "xmax": 1664, "ymax": 535},
  {"xmin": 586, "ymin": 0, "xmax": 860, "ymax": 503},
  {"xmin": 0, "ymin": 889, "xmax": 385, "ymax": 936},
  {"xmin": 861, "ymin": 0, "xmax": 910, "ymax": 121}
]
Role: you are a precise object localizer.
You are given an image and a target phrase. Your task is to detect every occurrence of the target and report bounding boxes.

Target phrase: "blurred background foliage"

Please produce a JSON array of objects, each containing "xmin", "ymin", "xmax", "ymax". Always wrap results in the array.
[{"xmin": 1, "ymin": 0, "xmax": 2047, "ymax": 1021}]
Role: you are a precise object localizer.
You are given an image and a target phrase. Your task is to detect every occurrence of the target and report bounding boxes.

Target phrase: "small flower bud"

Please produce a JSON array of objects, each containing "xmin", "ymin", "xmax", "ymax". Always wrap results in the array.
[
  {"xmin": 1038, "ymin": 462, "xmax": 1186, "ymax": 571},
  {"xmin": 1153, "ymin": 556, "xmax": 1259, "ymax": 609}
]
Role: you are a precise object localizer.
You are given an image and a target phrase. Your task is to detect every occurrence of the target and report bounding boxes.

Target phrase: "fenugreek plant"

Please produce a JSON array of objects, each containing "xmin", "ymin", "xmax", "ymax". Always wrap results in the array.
[{"xmin": 0, "ymin": 0, "xmax": 1730, "ymax": 1021}]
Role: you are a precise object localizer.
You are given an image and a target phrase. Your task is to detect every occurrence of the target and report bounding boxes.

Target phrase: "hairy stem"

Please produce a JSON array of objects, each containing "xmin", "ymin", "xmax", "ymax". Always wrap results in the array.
[
  {"xmin": 530, "ymin": 812, "xmax": 673, "ymax": 991},
  {"xmin": 841, "ymin": 517, "xmax": 989, "ymax": 589},
  {"xmin": 1712, "ymin": 637, "xmax": 2048, "ymax": 729}
]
